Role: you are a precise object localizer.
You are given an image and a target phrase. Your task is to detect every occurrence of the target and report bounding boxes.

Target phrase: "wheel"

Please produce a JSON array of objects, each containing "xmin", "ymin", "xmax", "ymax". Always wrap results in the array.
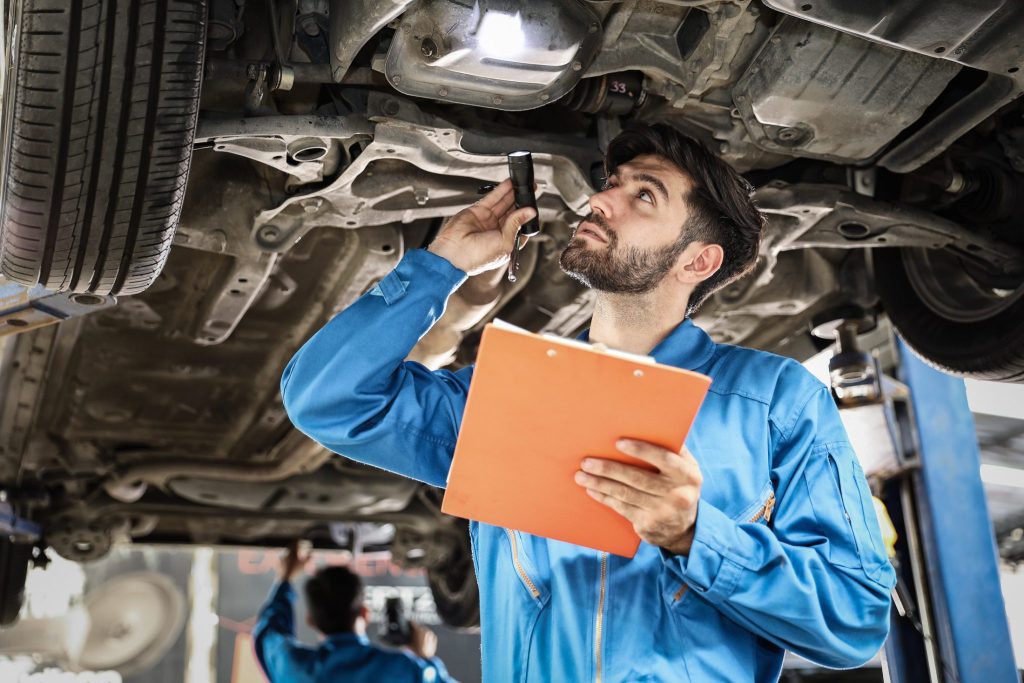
[
  {"xmin": 0, "ymin": 0, "xmax": 206, "ymax": 296},
  {"xmin": 427, "ymin": 526, "xmax": 480, "ymax": 630},
  {"xmin": 874, "ymin": 247, "xmax": 1024, "ymax": 381},
  {"xmin": 0, "ymin": 538, "xmax": 32, "ymax": 627}
]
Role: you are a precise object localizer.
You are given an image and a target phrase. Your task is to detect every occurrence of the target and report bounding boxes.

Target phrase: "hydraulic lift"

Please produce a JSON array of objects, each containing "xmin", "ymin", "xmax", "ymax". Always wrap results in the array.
[{"xmin": 819, "ymin": 310, "xmax": 1019, "ymax": 683}]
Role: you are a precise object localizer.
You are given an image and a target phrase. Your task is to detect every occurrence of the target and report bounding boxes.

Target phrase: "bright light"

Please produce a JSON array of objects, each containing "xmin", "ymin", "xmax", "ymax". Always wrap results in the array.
[
  {"xmin": 980, "ymin": 463, "xmax": 1024, "ymax": 490},
  {"xmin": 23, "ymin": 553, "xmax": 86, "ymax": 620},
  {"xmin": 477, "ymin": 11, "xmax": 526, "ymax": 60}
]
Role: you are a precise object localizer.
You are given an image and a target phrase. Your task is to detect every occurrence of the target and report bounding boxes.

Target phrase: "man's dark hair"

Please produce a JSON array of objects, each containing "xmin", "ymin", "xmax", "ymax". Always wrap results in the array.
[
  {"xmin": 605, "ymin": 123, "xmax": 765, "ymax": 314},
  {"xmin": 303, "ymin": 565, "xmax": 364, "ymax": 634}
]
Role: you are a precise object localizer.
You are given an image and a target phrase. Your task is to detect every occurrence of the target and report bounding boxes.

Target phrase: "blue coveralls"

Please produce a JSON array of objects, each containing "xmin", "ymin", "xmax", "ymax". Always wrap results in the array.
[
  {"xmin": 281, "ymin": 248, "xmax": 896, "ymax": 682},
  {"xmin": 253, "ymin": 580, "xmax": 456, "ymax": 682}
]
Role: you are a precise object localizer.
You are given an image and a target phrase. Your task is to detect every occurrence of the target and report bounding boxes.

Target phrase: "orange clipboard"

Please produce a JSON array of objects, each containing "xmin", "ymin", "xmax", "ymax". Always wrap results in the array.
[{"xmin": 441, "ymin": 321, "xmax": 712, "ymax": 557}]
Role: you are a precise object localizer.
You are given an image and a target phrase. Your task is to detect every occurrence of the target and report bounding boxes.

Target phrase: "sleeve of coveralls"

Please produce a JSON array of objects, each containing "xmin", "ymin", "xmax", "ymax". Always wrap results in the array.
[
  {"xmin": 663, "ymin": 385, "xmax": 897, "ymax": 668},
  {"xmin": 252, "ymin": 581, "xmax": 317, "ymax": 683},
  {"xmin": 280, "ymin": 249, "xmax": 471, "ymax": 488}
]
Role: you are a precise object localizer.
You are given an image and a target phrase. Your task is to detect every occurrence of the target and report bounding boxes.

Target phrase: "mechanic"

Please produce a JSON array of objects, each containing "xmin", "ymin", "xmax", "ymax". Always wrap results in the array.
[
  {"xmin": 280, "ymin": 123, "xmax": 897, "ymax": 681},
  {"xmin": 253, "ymin": 540, "xmax": 455, "ymax": 683}
]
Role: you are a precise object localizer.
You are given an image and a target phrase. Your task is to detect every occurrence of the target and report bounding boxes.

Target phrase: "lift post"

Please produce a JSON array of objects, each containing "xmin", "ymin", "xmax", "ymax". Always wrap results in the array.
[{"xmin": 881, "ymin": 341, "xmax": 1017, "ymax": 683}]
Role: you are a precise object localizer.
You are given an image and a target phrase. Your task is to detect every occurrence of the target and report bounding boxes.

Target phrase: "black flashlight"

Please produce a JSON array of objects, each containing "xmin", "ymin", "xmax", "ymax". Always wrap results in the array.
[{"xmin": 507, "ymin": 151, "xmax": 540, "ymax": 236}]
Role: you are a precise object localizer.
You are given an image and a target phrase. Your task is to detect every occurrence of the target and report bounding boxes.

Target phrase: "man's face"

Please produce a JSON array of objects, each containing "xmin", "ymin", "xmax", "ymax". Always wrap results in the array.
[{"xmin": 559, "ymin": 154, "xmax": 695, "ymax": 294}]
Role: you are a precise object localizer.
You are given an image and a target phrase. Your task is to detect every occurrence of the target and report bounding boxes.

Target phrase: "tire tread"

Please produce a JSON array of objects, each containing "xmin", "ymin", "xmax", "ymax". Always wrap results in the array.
[{"xmin": 1, "ymin": 0, "xmax": 206, "ymax": 295}]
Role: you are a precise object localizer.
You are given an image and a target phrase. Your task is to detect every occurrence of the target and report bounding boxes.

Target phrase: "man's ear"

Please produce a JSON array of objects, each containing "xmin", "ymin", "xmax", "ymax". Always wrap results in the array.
[
  {"xmin": 677, "ymin": 242, "xmax": 724, "ymax": 285},
  {"xmin": 305, "ymin": 613, "xmax": 316, "ymax": 629},
  {"xmin": 359, "ymin": 605, "xmax": 370, "ymax": 622}
]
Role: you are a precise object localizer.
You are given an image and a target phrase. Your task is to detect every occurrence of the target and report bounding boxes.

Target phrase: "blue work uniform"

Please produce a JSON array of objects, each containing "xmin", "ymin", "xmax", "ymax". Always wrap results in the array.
[
  {"xmin": 281, "ymin": 249, "xmax": 897, "ymax": 682},
  {"xmin": 253, "ymin": 580, "xmax": 455, "ymax": 683}
]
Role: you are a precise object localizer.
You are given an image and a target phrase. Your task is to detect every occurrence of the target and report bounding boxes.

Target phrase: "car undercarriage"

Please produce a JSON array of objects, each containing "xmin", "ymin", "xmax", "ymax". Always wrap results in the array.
[{"xmin": 1, "ymin": 0, "xmax": 1023, "ymax": 627}]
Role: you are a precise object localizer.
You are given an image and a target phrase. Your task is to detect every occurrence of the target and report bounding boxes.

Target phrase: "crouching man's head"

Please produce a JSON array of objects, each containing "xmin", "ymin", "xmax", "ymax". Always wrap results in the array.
[{"xmin": 303, "ymin": 565, "xmax": 370, "ymax": 635}]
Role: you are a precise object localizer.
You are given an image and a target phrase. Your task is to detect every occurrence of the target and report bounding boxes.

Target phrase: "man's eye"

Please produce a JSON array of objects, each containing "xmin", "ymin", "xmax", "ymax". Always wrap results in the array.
[{"xmin": 638, "ymin": 189, "xmax": 654, "ymax": 204}]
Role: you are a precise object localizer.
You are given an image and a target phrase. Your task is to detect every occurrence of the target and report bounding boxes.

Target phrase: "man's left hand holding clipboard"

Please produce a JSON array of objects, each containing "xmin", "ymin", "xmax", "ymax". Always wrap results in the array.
[{"xmin": 575, "ymin": 437, "xmax": 703, "ymax": 556}]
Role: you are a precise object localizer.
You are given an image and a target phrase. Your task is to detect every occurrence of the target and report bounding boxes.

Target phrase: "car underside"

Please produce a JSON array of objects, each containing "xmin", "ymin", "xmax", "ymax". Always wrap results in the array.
[{"xmin": 1, "ymin": 0, "xmax": 1023, "ymax": 626}]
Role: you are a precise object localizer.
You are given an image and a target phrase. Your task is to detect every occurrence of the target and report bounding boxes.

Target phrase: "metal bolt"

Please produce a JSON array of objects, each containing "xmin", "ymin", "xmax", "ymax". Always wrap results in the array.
[
  {"xmin": 258, "ymin": 225, "xmax": 281, "ymax": 242},
  {"xmin": 588, "ymin": 22, "xmax": 599, "ymax": 34},
  {"xmin": 778, "ymin": 127, "xmax": 801, "ymax": 141},
  {"xmin": 438, "ymin": 87, "xmax": 448, "ymax": 96},
  {"xmin": 70, "ymin": 293, "xmax": 105, "ymax": 306},
  {"xmin": 382, "ymin": 99, "xmax": 401, "ymax": 116},
  {"xmin": 392, "ymin": 74, "xmax": 402, "ymax": 84},
  {"xmin": 493, "ymin": 95, "xmax": 503, "ymax": 105},
  {"xmin": 421, "ymin": 38, "xmax": 438, "ymax": 58},
  {"xmin": 719, "ymin": 143, "xmax": 730, "ymax": 154},
  {"xmin": 302, "ymin": 197, "xmax": 323, "ymax": 213},
  {"xmin": 572, "ymin": 61, "xmax": 583, "ymax": 72},
  {"xmin": 540, "ymin": 93, "xmax": 550, "ymax": 101}
]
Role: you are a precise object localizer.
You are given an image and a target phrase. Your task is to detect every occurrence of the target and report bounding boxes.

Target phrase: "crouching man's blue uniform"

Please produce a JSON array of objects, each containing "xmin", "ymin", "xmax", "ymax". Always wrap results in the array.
[
  {"xmin": 281, "ymin": 249, "xmax": 896, "ymax": 682},
  {"xmin": 253, "ymin": 581, "xmax": 454, "ymax": 683}
]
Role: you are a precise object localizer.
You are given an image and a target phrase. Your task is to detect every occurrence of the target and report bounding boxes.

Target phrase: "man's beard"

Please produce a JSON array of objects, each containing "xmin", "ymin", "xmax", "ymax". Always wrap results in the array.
[{"xmin": 558, "ymin": 213, "xmax": 689, "ymax": 294}]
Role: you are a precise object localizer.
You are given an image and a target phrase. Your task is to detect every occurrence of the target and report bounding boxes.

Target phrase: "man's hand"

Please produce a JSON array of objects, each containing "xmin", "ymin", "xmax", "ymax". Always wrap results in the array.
[
  {"xmin": 278, "ymin": 540, "xmax": 312, "ymax": 582},
  {"xmin": 574, "ymin": 438, "xmax": 703, "ymax": 555},
  {"xmin": 406, "ymin": 622, "xmax": 438, "ymax": 660},
  {"xmin": 427, "ymin": 179, "xmax": 537, "ymax": 275}
]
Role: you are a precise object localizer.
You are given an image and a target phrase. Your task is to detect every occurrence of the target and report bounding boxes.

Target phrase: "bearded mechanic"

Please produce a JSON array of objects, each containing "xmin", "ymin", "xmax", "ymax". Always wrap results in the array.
[{"xmin": 280, "ymin": 123, "xmax": 896, "ymax": 681}]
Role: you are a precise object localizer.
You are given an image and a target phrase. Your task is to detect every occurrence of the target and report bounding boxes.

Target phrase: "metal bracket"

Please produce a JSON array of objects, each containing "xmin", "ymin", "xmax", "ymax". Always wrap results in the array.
[
  {"xmin": 0, "ymin": 279, "xmax": 117, "ymax": 338},
  {"xmin": 754, "ymin": 181, "xmax": 1024, "ymax": 276},
  {"xmin": 248, "ymin": 97, "xmax": 595, "ymax": 252}
]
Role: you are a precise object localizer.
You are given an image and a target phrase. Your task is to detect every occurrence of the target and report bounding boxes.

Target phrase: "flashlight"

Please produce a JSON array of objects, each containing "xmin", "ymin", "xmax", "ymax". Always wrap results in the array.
[{"xmin": 507, "ymin": 151, "xmax": 540, "ymax": 236}]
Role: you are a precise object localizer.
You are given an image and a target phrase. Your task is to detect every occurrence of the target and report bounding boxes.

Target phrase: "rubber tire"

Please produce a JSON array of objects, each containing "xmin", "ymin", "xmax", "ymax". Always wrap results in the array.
[
  {"xmin": 427, "ymin": 526, "xmax": 480, "ymax": 630},
  {"xmin": 0, "ymin": 539, "xmax": 32, "ymax": 627},
  {"xmin": 874, "ymin": 248, "xmax": 1024, "ymax": 382},
  {"xmin": 0, "ymin": 0, "xmax": 206, "ymax": 296}
]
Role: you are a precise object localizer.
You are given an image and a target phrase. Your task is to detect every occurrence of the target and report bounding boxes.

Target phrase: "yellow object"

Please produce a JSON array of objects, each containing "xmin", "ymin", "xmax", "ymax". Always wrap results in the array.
[{"xmin": 873, "ymin": 496, "xmax": 898, "ymax": 558}]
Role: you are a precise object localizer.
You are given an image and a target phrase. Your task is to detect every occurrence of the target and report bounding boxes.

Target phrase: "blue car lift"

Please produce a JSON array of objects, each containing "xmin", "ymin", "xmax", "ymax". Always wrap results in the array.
[
  {"xmin": 877, "ymin": 341, "xmax": 1018, "ymax": 683},
  {"xmin": 825, "ymin": 320, "xmax": 1018, "ymax": 683}
]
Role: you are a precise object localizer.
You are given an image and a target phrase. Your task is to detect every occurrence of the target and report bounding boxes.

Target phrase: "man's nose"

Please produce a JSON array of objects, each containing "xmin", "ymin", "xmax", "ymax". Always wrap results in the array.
[{"xmin": 588, "ymin": 187, "xmax": 616, "ymax": 221}]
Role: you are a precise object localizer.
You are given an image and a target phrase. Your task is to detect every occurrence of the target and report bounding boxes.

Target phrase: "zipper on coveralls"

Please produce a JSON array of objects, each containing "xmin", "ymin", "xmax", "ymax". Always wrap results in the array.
[
  {"xmin": 672, "ymin": 491, "xmax": 776, "ymax": 602},
  {"xmin": 595, "ymin": 551, "xmax": 608, "ymax": 683},
  {"xmin": 751, "ymin": 491, "xmax": 776, "ymax": 524},
  {"xmin": 504, "ymin": 529, "xmax": 541, "ymax": 599}
]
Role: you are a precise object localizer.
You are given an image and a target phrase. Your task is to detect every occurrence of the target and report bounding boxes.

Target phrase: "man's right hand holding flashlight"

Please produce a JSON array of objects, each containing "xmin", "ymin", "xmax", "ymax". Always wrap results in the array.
[{"xmin": 427, "ymin": 179, "xmax": 537, "ymax": 275}]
